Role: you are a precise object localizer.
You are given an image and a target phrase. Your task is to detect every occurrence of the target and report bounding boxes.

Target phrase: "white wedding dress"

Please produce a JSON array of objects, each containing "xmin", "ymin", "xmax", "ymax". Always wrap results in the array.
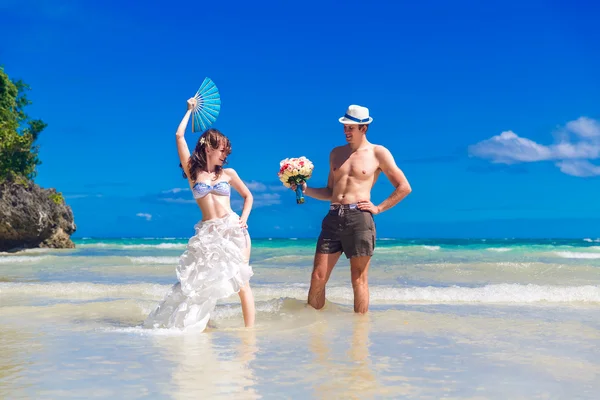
[{"xmin": 143, "ymin": 213, "xmax": 253, "ymax": 331}]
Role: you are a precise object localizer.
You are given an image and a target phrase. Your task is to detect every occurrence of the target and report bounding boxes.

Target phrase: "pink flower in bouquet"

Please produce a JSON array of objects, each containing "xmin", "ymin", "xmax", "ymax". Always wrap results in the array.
[
  {"xmin": 278, "ymin": 156, "xmax": 314, "ymax": 203},
  {"xmin": 278, "ymin": 156, "xmax": 314, "ymax": 187}
]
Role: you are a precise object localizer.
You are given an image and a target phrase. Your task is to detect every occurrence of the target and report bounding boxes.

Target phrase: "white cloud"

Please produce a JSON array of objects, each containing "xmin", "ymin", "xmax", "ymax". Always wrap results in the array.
[
  {"xmin": 551, "ymin": 141, "xmax": 600, "ymax": 159},
  {"xmin": 244, "ymin": 180, "xmax": 288, "ymax": 192},
  {"xmin": 153, "ymin": 188, "xmax": 195, "ymax": 204},
  {"xmin": 244, "ymin": 181, "xmax": 267, "ymax": 191},
  {"xmin": 161, "ymin": 198, "xmax": 196, "ymax": 204},
  {"xmin": 469, "ymin": 131, "xmax": 552, "ymax": 164},
  {"xmin": 565, "ymin": 117, "xmax": 600, "ymax": 139},
  {"xmin": 162, "ymin": 188, "xmax": 190, "ymax": 194},
  {"xmin": 232, "ymin": 193, "xmax": 282, "ymax": 211},
  {"xmin": 556, "ymin": 160, "xmax": 600, "ymax": 178},
  {"xmin": 254, "ymin": 193, "xmax": 282, "ymax": 207},
  {"xmin": 469, "ymin": 117, "xmax": 600, "ymax": 177},
  {"xmin": 136, "ymin": 213, "xmax": 152, "ymax": 221},
  {"xmin": 231, "ymin": 200, "xmax": 243, "ymax": 210}
]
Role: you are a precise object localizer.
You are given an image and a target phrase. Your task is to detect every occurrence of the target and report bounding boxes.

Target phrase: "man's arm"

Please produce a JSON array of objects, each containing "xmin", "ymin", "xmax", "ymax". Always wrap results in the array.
[
  {"xmin": 372, "ymin": 146, "xmax": 411, "ymax": 213},
  {"xmin": 296, "ymin": 151, "xmax": 334, "ymax": 201}
]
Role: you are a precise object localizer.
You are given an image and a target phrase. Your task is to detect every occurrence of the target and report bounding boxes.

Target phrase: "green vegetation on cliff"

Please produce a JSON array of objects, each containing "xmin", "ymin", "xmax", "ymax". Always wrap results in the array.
[
  {"xmin": 0, "ymin": 66, "xmax": 47, "ymax": 183},
  {"xmin": 49, "ymin": 192, "xmax": 65, "ymax": 205},
  {"xmin": 0, "ymin": 67, "xmax": 76, "ymax": 250}
]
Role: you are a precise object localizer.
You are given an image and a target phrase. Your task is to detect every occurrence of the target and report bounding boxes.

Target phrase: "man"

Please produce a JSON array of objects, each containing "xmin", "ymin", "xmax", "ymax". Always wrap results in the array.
[{"xmin": 293, "ymin": 104, "xmax": 412, "ymax": 313}]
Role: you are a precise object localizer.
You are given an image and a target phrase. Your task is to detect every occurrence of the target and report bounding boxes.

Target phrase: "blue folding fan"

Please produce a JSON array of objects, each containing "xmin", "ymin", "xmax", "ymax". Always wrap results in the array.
[{"xmin": 192, "ymin": 77, "xmax": 221, "ymax": 132}]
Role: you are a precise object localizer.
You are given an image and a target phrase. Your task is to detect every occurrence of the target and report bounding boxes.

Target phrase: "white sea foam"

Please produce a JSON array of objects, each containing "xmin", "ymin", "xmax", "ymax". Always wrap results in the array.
[
  {"xmin": 554, "ymin": 251, "xmax": 600, "ymax": 259},
  {"xmin": 209, "ymin": 298, "xmax": 289, "ymax": 320},
  {"xmin": 2, "ymin": 282, "xmax": 599, "ymax": 305},
  {"xmin": 327, "ymin": 284, "xmax": 600, "ymax": 304},
  {"xmin": 0, "ymin": 248, "xmax": 49, "ymax": 255},
  {"xmin": 122, "ymin": 244, "xmax": 186, "ymax": 249},
  {"xmin": 496, "ymin": 262, "xmax": 533, "ymax": 268},
  {"xmin": 77, "ymin": 242, "xmax": 112, "ymax": 247},
  {"xmin": 374, "ymin": 245, "xmax": 440, "ymax": 254},
  {"xmin": 0, "ymin": 255, "xmax": 50, "ymax": 264},
  {"xmin": 127, "ymin": 257, "xmax": 180, "ymax": 264},
  {"xmin": 259, "ymin": 255, "xmax": 313, "ymax": 263},
  {"xmin": 249, "ymin": 284, "xmax": 600, "ymax": 304},
  {"xmin": 103, "ymin": 326, "xmax": 188, "ymax": 336},
  {"xmin": 487, "ymin": 247, "xmax": 512, "ymax": 252},
  {"xmin": 77, "ymin": 242, "xmax": 186, "ymax": 249},
  {"xmin": 0, "ymin": 282, "xmax": 169, "ymax": 298},
  {"xmin": 104, "ymin": 299, "xmax": 293, "ymax": 336},
  {"xmin": 422, "ymin": 245, "xmax": 441, "ymax": 251}
]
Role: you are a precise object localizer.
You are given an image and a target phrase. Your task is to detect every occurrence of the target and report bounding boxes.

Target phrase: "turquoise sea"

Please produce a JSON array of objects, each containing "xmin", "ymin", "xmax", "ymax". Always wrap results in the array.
[{"xmin": 2, "ymin": 237, "xmax": 600, "ymax": 399}]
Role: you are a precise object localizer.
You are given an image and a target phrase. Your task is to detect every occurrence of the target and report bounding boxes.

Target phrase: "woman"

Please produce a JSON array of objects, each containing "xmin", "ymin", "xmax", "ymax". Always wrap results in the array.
[{"xmin": 144, "ymin": 98, "xmax": 255, "ymax": 331}]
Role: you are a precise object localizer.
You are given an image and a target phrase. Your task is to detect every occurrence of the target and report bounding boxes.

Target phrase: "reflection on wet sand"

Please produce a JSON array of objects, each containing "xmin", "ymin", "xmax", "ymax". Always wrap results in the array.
[
  {"xmin": 308, "ymin": 312, "xmax": 386, "ymax": 399},
  {"xmin": 346, "ymin": 314, "xmax": 379, "ymax": 396},
  {"xmin": 151, "ymin": 329, "xmax": 259, "ymax": 400},
  {"xmin": 0, "ymin": 325, "xmax": 42, "ymax": 399}
]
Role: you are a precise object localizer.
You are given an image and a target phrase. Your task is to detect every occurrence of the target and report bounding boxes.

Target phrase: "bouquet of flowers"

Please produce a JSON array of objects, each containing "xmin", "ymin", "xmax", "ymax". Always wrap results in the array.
[{"xmin": 278, "ymin": 156, "xmax": 314, "ymax": 204}]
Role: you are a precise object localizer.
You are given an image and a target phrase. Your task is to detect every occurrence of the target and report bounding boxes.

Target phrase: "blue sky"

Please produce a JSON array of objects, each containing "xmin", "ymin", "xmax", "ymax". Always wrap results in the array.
[{"xmin": 2, "ymin": 0, "xmax": 599, "ymax": 238}]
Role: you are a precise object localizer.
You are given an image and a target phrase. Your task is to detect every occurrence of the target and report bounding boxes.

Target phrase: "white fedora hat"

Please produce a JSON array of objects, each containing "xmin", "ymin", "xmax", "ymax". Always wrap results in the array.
[{"xmin": 338, "ymin": 104, "xmax": 373, "ymax": 125}]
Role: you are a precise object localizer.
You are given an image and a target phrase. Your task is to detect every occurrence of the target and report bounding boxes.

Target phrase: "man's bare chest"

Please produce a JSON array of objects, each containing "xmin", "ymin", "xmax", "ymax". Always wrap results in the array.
[{"xmin": 332, "ymin": 153, "xmax": 379, "ymax": 179}]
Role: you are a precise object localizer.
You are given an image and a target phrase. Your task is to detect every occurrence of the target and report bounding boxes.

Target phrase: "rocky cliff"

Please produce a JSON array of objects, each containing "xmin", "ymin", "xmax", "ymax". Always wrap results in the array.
[{"xmin": 0, "ymin": 180, "xmax": 76, "ymax": 252}]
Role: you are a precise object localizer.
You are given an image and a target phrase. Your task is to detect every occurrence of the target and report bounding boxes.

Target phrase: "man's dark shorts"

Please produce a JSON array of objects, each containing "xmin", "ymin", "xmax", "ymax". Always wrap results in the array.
[{"xmin": 316, "ymin": 204, "xmax": 376, "ymax": 259}]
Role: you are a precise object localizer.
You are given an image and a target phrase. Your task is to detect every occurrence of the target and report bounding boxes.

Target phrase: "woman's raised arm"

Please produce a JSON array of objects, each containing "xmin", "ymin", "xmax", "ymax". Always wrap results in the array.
[{"xmin": 175, "ymin": 98, "xmax": 196, "ymax": 180}]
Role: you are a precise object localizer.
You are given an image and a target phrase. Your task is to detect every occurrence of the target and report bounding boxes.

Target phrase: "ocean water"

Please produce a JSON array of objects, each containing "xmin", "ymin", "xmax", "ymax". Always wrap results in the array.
[{"xmin": 1, "ymin": 237, "xmax": 600, "ymax": 399}]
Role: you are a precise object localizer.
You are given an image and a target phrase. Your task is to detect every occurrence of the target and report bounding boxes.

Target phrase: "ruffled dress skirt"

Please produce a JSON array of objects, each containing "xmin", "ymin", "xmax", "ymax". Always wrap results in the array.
[{"xmin": 143, "ymin": 213, "xmax": 253, "ymax": 331}]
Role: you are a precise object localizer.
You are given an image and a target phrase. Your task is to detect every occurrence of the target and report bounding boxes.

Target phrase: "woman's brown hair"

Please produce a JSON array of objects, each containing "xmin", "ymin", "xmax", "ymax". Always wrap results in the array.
[{"xmin": 180, "ymin": 128, "xmax": 232, "ymax": 181}]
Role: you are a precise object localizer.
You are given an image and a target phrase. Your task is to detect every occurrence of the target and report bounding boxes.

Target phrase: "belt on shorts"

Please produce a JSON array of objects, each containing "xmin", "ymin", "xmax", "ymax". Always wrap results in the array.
[{"xmin": 329, "ymin": 203, "xmax": 358, "ymax": 216}]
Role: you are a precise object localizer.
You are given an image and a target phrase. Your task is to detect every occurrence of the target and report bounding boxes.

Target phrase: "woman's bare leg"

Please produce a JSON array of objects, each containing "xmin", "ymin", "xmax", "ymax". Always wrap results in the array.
[
  {"xmin": 238, "ymin": 230, "xmax": 255, "ymax": 327},
  {"xmin": 238, "ymin": 282, "xmax": 255, "ymax": 327}
]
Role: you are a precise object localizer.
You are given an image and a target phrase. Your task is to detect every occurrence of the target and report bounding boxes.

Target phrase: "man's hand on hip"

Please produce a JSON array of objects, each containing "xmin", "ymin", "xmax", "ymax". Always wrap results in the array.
[{"xmin": 357, "ymin": 200, "xmax": 381, "ymax": 214}]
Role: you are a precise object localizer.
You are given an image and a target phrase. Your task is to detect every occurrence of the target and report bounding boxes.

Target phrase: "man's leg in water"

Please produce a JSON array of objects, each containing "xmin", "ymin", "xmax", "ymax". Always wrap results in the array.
[
  {"xmin": 350, "ymin": 255, "xmax": 371, "ymax": 313},
  {"xmin": 342, "ymin": 209, "xmax": 375, "ymax": 314},
  {"xmin": 308, "ymin": 251, "xmax": 341, "ymax": 309},
  {"xmin": 309, "ymin": 209, "xmax": 343, "ymax": 310}
]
